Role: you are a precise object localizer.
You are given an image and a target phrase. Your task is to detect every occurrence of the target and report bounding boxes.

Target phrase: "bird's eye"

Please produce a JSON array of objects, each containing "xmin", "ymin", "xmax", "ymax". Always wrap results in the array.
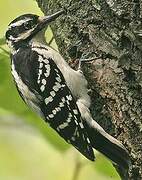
[{"xmin": 24, "ymin": 21, "xmax": 33, "ymax": 30}]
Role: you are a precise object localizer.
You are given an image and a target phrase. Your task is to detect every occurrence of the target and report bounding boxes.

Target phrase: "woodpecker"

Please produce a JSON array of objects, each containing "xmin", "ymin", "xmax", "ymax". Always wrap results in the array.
[{"xmin": 5, "ymin": 10, "xmax": 130, "ymax": 171}]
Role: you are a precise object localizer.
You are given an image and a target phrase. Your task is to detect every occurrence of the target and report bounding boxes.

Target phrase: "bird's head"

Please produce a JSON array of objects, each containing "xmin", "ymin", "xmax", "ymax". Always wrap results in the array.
[{"xmin": 5, "ymin": 10, "xmax": 64, "ymax": 51}]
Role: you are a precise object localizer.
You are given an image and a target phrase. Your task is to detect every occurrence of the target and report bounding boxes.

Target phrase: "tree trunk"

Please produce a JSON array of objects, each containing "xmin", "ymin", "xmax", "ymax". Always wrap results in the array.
[{"xmin": 36, "ymin": 0, "xmax": 142, "ymax": 179}]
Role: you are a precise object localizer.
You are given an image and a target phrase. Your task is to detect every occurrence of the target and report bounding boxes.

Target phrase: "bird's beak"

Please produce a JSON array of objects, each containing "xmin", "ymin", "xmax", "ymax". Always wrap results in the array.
[
  {"xmin": 38, "ymin": 10, "xmax": 64, "ymax": 28},
  {"xmin": 29, "ymin": 10, "xmax": 64, "ymax": 39}
]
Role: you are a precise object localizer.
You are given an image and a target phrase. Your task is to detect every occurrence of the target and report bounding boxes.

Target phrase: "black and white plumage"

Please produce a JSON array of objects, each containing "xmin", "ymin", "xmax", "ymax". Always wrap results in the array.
[{"xmin": 5, "ymin": 10, "xmax": 130, "ymax": 172}]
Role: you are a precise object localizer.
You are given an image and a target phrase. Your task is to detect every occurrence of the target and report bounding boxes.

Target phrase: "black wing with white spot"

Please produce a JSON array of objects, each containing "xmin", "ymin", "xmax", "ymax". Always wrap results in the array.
[
  {"xmin": 32, "ymin": 47, "xmax": 94, "ymax": 161},
  {"xmin": 13, "ymin": 45, "xmax": 94, "ymax": 161}
]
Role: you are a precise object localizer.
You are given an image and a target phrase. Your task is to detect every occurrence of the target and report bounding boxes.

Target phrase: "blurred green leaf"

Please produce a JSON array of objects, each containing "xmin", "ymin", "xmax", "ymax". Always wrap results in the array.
[
  {"xmin": 0, "ymin": 38, "xmax": 6, "ymax": 45},
  {"xmin": 93, "ymin": 153, "xmax": 120, "ymax": 179},
  {"xmin": 0, "ymin": 53, "xmax": 8, "ymax": 84}
]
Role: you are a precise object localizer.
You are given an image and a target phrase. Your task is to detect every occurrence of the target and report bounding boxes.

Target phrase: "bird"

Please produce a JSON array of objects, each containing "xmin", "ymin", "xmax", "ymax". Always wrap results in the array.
[{"xmin": 5, "ymin": 10, "xmax": 130, "ymax": 172}]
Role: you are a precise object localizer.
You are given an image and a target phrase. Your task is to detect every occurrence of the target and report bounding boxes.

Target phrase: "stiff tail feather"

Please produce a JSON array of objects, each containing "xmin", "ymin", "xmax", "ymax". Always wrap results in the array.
[{"xmin": 84, "ymin": 118, "xmax": 131, "ymax": 171}]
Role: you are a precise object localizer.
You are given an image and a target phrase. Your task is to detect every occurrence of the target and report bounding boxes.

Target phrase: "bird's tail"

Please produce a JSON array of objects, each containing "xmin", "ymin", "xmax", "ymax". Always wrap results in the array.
[
  {"xmin": 76, "ymin": 99, "xmax": 131, "ymax": 177},
  {"xmin": 84, "ymin": 116, "xmax": 131, "ymax": 172}
]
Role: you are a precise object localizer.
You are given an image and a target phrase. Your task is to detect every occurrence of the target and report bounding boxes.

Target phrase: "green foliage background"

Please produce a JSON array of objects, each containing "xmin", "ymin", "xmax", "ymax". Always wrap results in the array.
[{"xmin": 0, "ymin": 1, "xmax": 120, "ymax": 179}]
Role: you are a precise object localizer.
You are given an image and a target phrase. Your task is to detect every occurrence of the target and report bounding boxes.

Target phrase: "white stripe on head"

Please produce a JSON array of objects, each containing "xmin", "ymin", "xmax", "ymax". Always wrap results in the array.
[{"xmin": 9, "ymin": 18, "xmax": 31, "ymax": 28}]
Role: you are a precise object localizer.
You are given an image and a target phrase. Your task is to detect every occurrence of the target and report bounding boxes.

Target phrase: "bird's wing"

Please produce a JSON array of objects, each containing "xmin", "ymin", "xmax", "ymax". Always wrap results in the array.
[{"xmin": 13, "ymin": 45, "xmax": 94, "ymax": 161}]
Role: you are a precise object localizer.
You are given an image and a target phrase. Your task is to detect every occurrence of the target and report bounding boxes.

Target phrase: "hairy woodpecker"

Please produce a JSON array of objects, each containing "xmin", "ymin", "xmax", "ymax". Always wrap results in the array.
[{"xmin": 5, "ymin": 10, "xmax": 130, "ymax": 171}]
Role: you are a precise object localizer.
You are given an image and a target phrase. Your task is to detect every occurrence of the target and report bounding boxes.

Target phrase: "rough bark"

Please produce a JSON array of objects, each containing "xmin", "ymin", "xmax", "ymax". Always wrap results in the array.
[{"xmin": 36, "ymin": 0, "xmax": 142, "ymax": 179}]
